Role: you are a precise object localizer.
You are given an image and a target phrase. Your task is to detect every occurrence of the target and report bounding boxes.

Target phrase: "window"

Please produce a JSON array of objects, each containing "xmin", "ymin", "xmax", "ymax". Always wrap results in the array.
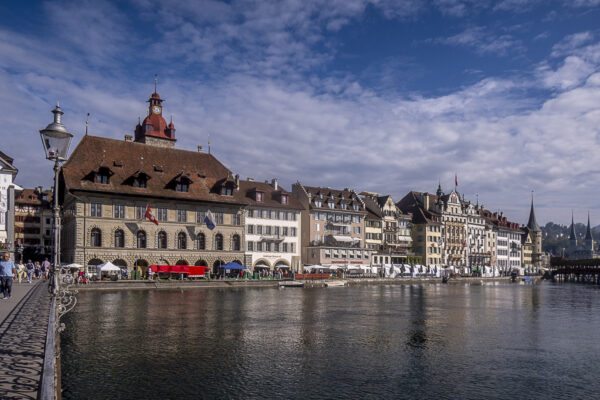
[
  {"xmin": 274, "ymin": 243, "xmax": 280, "ymax": 252},
  {"xmin": 248, "ymin": 242, "xmax": 254, "ymax": 251},
  {"xmin": 177, "ymin": 232, "xmax": 187, "ymax": 249},
  {"xmin": 264, "ymin": 210, "xmax": 271, "ymax": 219},
  {"xmin": 291, "ymin": 227, "xmax": 296, "ymax": 236},
  {"xmin": 176, "ymin": 181, "xmax": 189, "ymax": 192},
  {"xmin": 315, "ymin": 223, "xmax": 320, "ymax": 232},
  {"xmin": 215, "ymin": 212, "xmax": 224, "ymax": 224},
  {"xmin": 232, "ymin": 234, "xmax": 240, "ymax": 251},
  {"xmin": 274, "ymin": 211, "xmax": 280, "ymax": 219},
  {"xmin": 281, "ymin": 195, "xmax": 288, "ymax": 204},
  {"xmin": 215, "ymin": 234, "xmax": 223, "ymax": 250},
  {"xmin": 257, "ymin": 225, "xmax": 263, "ymax": 234},
  {"xmin": 256, "ymin": 192, "xmax": 264, "ymax": 202},
  {"xmin": 265, "ymin": 226, "xmax": 272, "ymax": 235},
  {"xmin": 114, "ymin": 204, "xmax": 125, "ymax": 218},
  {"xmin": 341, "ymin": 203, "xmax": 348, "ymax": 210},
  {"xmin": 265, "ymin": 242, "xmax": 271, "ymax": 252},
  {"xmin": 328, "ymin": 202, "xmax": 335, "ymax": 209},
  {"xmin": 315, "ymin": 200, "xmax": 322, "ymax": 207},
  {"xmin": 177, "ymin": 209, "xmax": 187, "ymax": 222},
  {"xmin": 248, "ymin": 209, "xmax": 254, "ymax": 218},
  {"xmin": 158, "ymin": 231, "xmax": 167, "ymax": 249},
  {"xmin": 283, "ymin": 243, "xmax": 288, "ymax": 252},
  {"xmin": 135, "ymin": 206, "xmax": 144, "ymax": 219},
  {"xmin": 137, "ymin": 231, "xmax": 147, "ymax": 248},
  {"xmin": 196, "ymin": 210, "xmax": 205, "ymax": 223},
  {"xmin": 256, "ymin": 242, "xmax": 263, "ymax": 251},
  {"xmin": 221, "ymin": 184, "xmax": 233, "ymax": 196},
  {"xmin": 114, "ymin": 229, "xmax": 124, "ymax": 248},
  {"xmin": 91, "ymin": 203, "xmax": 102, "ymax": 217},
  {"xmin": 274, "ymin": 226, "xmax": 280, "ymax": 236},
  {"xmin": 282, "ymin": 227, "xmax": 288, "ymax": 236},
  {"xmin": 90, "ymin": 228, "xmax": 102, "ymax": 247},
  {"xmin": 247, "ymin": 225, "xmax": 254, "ymax": 234},
  {"xmin": 196, "ymin": 233, "xmax": 206, "ymax": 250},
  {"xmin": 158, "ymin": 208, "xmax": 167, "ymax": 221},
  {"xmin": 233, "ymin": 214, "xmax": 241, "ymax": 226},
  {"xmin": 353, "ymin": 204, "xmax": 360, "ymax": 211},
  {"xmin": 95, "ymin": 168, "xmax": 110, "ymax": 184},
  {"xmin": 133, "ymin": 176, "xmax": 147, "ymax": 188}
]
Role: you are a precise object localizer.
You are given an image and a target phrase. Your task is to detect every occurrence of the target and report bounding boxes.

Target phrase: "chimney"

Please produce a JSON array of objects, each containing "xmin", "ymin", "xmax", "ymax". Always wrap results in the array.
[
  {"xmin": 423, "ymin": 192, "xmax": 429, "ymax": 210},
  {"xmin": 197, "ymin": 145, "xmax": 203, "ymax": 152},
  {"xmin": 271, "ymin": 178, "xmax": 278, "ymax": 190},
  {"xmin": 235, "ymin": 174, "xmax": 239, "ymax": 190},
  {"xmin": 124, "ymin": 134, "xmax": 132, "ymax": 142}
]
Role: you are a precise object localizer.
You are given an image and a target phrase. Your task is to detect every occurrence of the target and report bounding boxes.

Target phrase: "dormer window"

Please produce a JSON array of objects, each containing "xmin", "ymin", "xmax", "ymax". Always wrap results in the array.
[
  {"xmin": 341, "ymin": 203, "xmax": 348, "ymax": 210},
  {"xmin": 315, "ymin": 200, "xmax": 322, "ymax": 207},
  {"xmin": 221, "ymin": 182, "xmax": 234, "ymax": 196},
  {"xmin": 353, "ymin": 204, "xmax": 360, "ymax": 211},
  {"xmin": 328, "ymin": 201, "xmax": 335, "ymax": 209},
  {"xmin": 281, "ymin": 194, "xmax": 289, "ymax": 205},
  {"xmin": 308, "ymin": 191, "xmax": 312, "ymax": 197},
  {"xmin": 256, "ymin": 191, "xmax": 264, "ymax": 202},
  {"xmin": 176, "ymin": 181, "xmax": 189, "ymax": 192},
  {"xmin": 133, "ymin": 176, "xmax": 147, "ymax": 188},
  {"xmin": 95, "ymin": 167, "xmax": 111, "ymax": 184},
  {"xmin": 341, "ymin": 194, "xmax": 345, "ymax": 200},
  {"xmin": 319, "ymin": 193, "xmax": 323, "ymax": 199}
]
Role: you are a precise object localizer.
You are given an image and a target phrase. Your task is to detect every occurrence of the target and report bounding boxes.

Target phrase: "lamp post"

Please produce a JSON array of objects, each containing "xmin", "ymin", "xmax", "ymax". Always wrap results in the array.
[{"xmin": 40, "ymin": 103, "xmax": 73, "ymax": 275}]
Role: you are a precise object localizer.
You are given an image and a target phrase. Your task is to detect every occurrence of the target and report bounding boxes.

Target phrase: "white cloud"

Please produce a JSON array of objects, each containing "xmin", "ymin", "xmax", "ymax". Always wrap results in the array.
[
  {"xmin": 551, "ymin": 31, "xmax": 595, "ymax": 57},
  {"xmin": 430, "ymin": 26, "xmax": 523, "ymax": 56}
]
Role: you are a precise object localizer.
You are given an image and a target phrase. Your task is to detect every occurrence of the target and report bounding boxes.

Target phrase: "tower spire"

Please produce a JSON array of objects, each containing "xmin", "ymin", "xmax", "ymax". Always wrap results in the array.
[
  {"xmin": 569, "ymin": 210, "xmax": 577, "ymax": 242},
  {"xmin": 154, "ymin": 74, "xmax": 158, "ymax": 93},
  {"xmin": 586, "ymin": 211, "xmax": 593, "ymax": 241},
  {"xmin": 527, "ymin": 190, "xmax": 541, "ymax": 232}
]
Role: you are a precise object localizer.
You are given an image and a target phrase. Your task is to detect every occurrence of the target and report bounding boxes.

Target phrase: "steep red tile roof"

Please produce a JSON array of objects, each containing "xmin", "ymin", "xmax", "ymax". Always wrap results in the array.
[{"xmin": 61, "ymin": 135, "xmax": 242, "ymax": 204}]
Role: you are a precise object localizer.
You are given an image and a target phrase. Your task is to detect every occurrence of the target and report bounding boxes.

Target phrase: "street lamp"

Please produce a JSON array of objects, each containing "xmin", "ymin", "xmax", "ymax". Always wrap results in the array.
[{"xmin": 40, "ymin": 103, "xmax": 73, "ymax": 272}]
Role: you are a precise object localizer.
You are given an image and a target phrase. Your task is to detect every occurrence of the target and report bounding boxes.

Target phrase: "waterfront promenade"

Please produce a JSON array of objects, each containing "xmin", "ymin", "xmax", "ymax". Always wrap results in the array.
[{"xmin": 0, "ymin": 281, "xmax": 51, "ymax": 399}]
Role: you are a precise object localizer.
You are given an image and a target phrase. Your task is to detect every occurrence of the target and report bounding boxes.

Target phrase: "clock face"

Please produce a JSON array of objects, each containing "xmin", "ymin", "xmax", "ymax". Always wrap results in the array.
[{"xmin": 153, "ymin": 106, "xmax": 161, "ymax": 114}]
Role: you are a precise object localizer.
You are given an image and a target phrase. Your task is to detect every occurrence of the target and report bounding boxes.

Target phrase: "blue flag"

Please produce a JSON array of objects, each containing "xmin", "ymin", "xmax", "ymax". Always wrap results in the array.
[{"xmin": 204, "ymin": 210, "xmax": 216, "ymax": 230}]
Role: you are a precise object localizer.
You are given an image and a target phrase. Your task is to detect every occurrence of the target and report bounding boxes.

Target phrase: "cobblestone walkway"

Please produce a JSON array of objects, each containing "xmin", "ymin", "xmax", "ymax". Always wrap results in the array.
[{"xmin": 0, "ymin": 281, "xmax": 52, "ymax": 399}]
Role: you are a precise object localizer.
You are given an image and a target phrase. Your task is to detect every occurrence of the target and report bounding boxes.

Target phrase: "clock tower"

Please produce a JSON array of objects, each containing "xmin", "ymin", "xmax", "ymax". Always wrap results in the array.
[{"xmin": 134, "ymin": 91, "xmax": 176, "ymax": 148}]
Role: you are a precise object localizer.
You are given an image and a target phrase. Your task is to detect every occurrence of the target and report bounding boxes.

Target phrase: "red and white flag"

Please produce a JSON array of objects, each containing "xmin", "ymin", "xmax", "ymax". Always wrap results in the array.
[{"xmin": 145, "ymin": 205, "xmax": 158, "ymax": 225}]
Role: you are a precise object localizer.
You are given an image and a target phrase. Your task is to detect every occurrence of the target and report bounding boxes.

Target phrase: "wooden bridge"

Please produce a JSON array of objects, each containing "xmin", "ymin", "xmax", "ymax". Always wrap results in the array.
[{"xmin": 550, "ymin": 257, "xmax": 600, "ymax": 283}]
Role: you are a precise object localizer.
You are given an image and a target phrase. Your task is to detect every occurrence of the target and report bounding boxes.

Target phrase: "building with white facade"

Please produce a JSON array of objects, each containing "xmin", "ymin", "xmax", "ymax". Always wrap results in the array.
[
  {"xmin": 0, "ymin": 151, "xmax": 18, "ymax": 258},
  {"xmin": 241, "ymin": 179, "xmax": 303, "ymax": 273}
]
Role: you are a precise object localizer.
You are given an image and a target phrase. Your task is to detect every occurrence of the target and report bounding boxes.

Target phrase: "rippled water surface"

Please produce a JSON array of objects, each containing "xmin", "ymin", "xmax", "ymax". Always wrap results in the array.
[{"xmin": 61, "ymin": 282, "xmax": 600, "ymax": 399}]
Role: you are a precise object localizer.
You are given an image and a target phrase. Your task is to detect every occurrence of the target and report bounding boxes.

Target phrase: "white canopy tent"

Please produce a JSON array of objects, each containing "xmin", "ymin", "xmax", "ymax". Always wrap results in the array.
[{"xmin": 99, "ymin": 262, "xmax": 121, "ymax": 272}]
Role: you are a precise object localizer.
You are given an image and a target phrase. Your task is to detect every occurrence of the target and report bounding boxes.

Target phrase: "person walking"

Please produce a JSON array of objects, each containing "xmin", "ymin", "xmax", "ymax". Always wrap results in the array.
[
  {"xmin": 42, "ymin": 258, "xmax": 51, "ymax": 280},
  {"xmin": 26, "ymin": 260, "xmax": 34, "ymax": 283},
  {"xmin": 0, "ymin": 253, "xmax": 16, "ymax": 300},
  {"xmin": 34, "ymin": 261, "xmax": 41, "ymax": 280},
  {"xmin": 16, "ymin": 261, "xmax": 25, "ymax": 284}
]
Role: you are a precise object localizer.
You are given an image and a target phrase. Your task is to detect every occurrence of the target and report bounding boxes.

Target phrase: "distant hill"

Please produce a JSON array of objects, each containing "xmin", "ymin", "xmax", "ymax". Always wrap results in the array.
[{"xmin": 541, "ymin": 222, "xmax": 600, "ymax": 255}]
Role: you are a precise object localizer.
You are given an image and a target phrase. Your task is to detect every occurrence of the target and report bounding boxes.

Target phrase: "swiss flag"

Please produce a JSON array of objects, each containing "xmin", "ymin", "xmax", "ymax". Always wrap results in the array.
[{"xmin": 145, "ymin": 205, "xmax": 158, "ymax": 225}]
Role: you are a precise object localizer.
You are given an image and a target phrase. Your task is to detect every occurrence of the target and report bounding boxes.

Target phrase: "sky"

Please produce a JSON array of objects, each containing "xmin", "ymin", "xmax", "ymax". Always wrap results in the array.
[{"xmin": 1, "ymin": 0, "xmax": 599, "ymax": 226}]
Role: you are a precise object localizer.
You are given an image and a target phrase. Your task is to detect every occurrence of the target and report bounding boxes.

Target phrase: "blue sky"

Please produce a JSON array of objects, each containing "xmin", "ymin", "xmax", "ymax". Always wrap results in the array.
[{"xmin": 1, "ymin": 0, "xmax": 600, "ymax": 225}]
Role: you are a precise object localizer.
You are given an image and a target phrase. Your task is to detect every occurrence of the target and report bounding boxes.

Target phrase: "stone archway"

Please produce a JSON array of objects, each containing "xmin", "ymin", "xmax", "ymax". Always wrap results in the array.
[
  {"xmin": 175, "ymin": 259, "xmax": 189, "ymax": 266},
  {"xmin": 113, "ymin": 258, "xmax": 128, "ymax": 267},
  {"xmin": 194, "ymin": 259, "xmax": 208, "ymax": 267}
]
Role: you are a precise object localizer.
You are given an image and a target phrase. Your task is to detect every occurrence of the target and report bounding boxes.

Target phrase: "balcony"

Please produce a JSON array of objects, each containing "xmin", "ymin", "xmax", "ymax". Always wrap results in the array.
[{"xmin": 260, "ymin": 234, "xmax": 285, "ymax": 243}]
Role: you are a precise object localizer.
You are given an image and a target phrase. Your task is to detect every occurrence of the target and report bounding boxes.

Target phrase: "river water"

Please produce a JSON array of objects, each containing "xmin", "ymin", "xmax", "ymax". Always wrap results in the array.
[{"xmin": 61, "ymin": 282, "xmax": 600, "ymax": 399}]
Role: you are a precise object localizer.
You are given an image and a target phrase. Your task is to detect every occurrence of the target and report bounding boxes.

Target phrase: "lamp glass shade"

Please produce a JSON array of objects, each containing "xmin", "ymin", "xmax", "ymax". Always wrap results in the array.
[{"xmin": 40, "ymin": 128, "xmax": 73, "ymax": 161}]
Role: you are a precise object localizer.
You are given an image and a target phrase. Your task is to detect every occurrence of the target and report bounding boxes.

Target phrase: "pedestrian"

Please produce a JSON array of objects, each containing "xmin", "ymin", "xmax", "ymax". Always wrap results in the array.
[
  {"xmin": 0, "ymin": 253, "xmax": 16, "ymax": 300},
  {"xmin": 34, "ymin": 261, "xmax": 41, "ymax": 279},
  {"xmin": 16, "ymin": 261, "xmax": 25, "ymax": 284},
  {"xmin": 26, "ymin": 260, "xmax": 34, "ymax": 283},
  {"xmin": 42, "ymin": 258, "xmax": 51, "ymax": 280}
]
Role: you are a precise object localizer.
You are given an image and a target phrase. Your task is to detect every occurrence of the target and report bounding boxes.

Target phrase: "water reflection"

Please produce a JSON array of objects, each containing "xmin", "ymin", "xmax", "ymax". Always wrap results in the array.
[{"xmin": 62, "ymin": 283, "xmax": 600, "ymax": 399}]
